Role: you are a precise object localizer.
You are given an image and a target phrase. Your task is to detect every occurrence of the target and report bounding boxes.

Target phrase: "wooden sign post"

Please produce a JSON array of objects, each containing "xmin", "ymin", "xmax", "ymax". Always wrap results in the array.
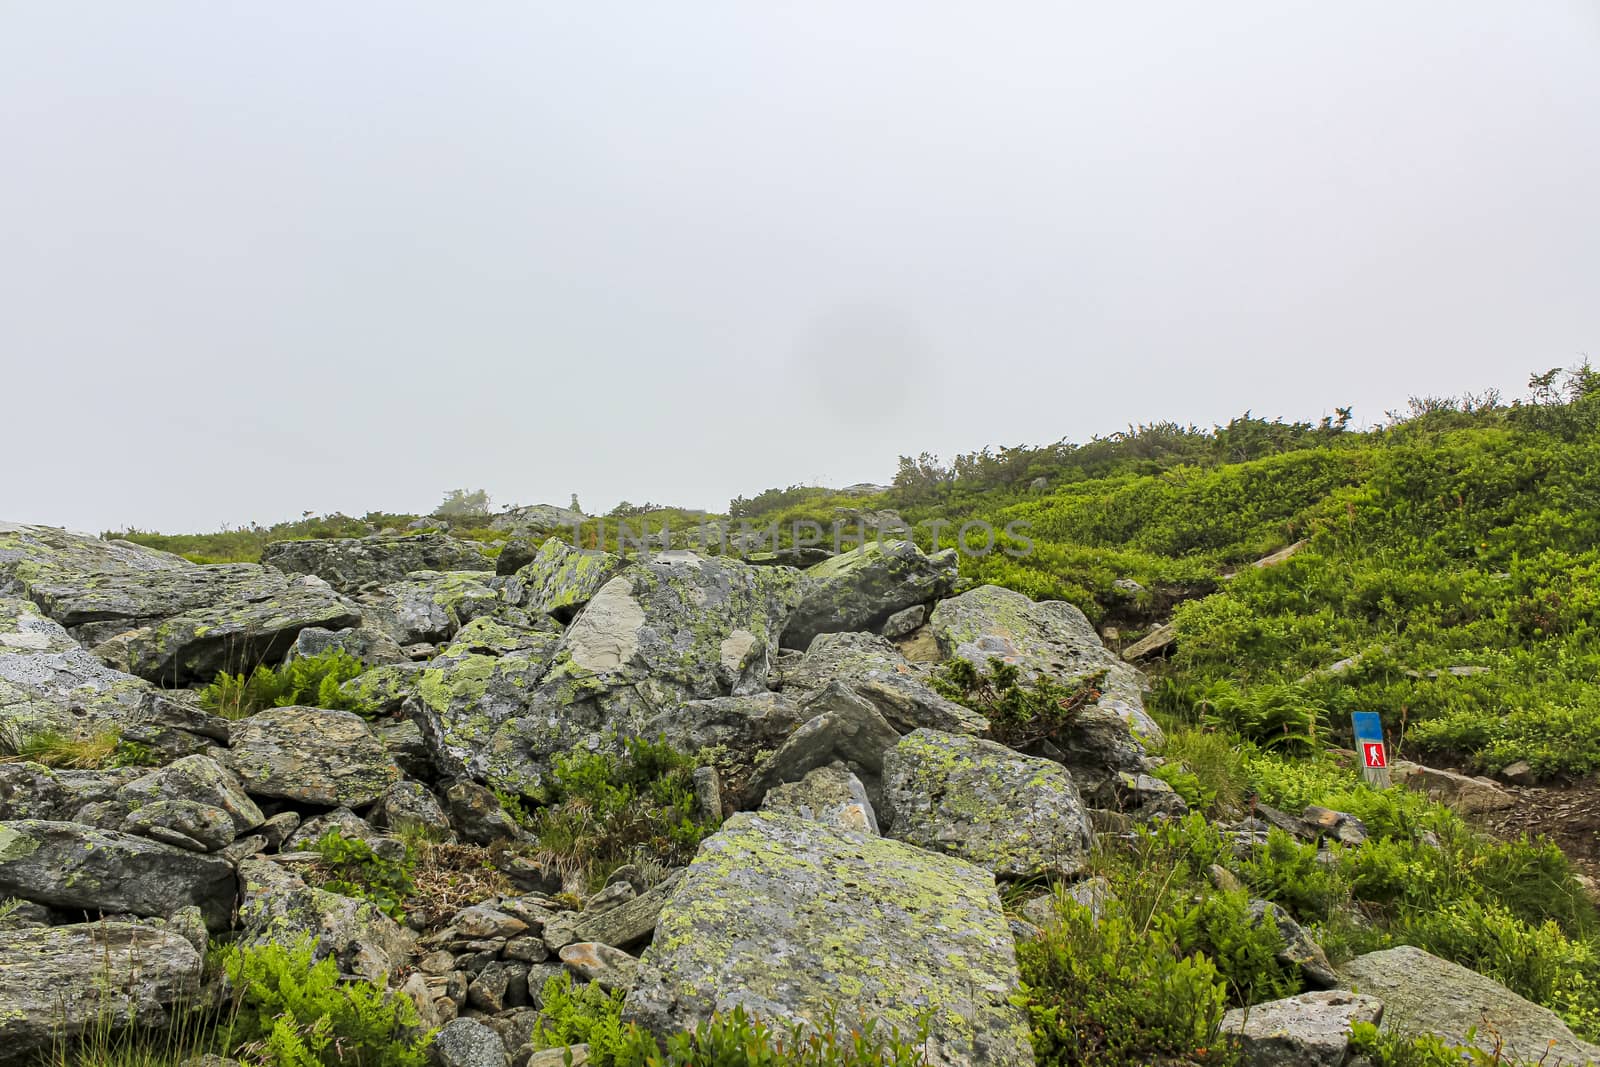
[{"xmin": 1351, "ymin": 712, "xmax": 1391, "ymax": 788}]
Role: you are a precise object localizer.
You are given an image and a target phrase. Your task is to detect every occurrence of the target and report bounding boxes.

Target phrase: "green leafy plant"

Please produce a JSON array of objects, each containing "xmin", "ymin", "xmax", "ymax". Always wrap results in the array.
[
  {"xmin": 300, "ymin": 830, "xmax": 416, "ymax": 921},
  {"xmin": 200, "ymin": 650, "xmax": 375, "ymax": 720}
]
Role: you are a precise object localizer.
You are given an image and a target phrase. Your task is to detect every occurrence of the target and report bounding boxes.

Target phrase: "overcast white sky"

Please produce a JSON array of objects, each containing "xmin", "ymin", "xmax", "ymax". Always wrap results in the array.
[{"xmin": 4, "ymin": 3, "xmax": 1597, "ymax": 532}]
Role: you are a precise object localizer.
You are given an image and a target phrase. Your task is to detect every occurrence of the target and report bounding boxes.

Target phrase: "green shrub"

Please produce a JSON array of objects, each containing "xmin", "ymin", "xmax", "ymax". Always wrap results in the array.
[
  {"xmin": 656, "ymin": 1007, "xmax": 931, "ymax": 1067},
  {"xmin": 300, "ymin": 830, "xmax": 416, "ymax": 921},
  {"xmin": 1161, "ymin": 889, "xmax": 1301, "ymax": 1006},
  {"xmin": 1347, "ymin": 1021, "xmax": 1510, "ymax": 1067},
  {"xmin": 1155, "ymin": 727, "xmax": 1247, "ymax": 816},
  {"xmin": 528, "ymin": 972, "xmax": 654, "ymax": 1067},
  {"xmin": 1018, "ymin": 896, "xmax": 1236, "ymax": 1067},
  {"xmin": 522, "ymin": 736, "xmax": 719, "ymax": 890},
  {"xmin": 199, "ymin": 650, "xmax": 375, "ymax": 720},
  {"xmin": 932, "ymin": 657, "xmax": 1105, "ymax": 749},
  {"xmin": 218, "ymin": 937, "xmax": 431, "ymax": 1067}
]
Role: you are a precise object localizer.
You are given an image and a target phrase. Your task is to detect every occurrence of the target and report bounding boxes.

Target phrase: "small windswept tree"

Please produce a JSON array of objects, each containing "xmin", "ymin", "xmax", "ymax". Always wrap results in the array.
[{"xmin": 434, "ymin": 488, "xmax": 492, "ymax": 517}]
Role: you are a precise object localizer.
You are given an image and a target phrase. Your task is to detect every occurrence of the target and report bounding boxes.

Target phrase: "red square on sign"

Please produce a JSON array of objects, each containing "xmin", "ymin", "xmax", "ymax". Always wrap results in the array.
[{"xmin": 1363, "ymin": 742, "xmax": 1387, "ymax": 769}]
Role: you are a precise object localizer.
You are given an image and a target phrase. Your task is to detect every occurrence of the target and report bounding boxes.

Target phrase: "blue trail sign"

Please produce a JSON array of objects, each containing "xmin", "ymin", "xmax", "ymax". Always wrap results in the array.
[{"xmin": 1351, "ymin": 712, "xmax": 1390, "ymax": 788}]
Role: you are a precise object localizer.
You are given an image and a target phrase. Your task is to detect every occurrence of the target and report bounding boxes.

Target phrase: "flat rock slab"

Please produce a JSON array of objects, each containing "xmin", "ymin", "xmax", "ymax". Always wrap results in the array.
[
  {"xmin": 623, "ymin": 811, "xmax": 1034, "ymax": 1067},
  {"xmin": 225, "ymin": 706, "xmax": 400, "ymax": 806},
  {"xmin": 0, "ymin": 922, "xmax": 203, "ymax": 1059},
  {"xmin": 260, "ymin": 533, "xmax": 491, "ymax": 594},
  {"xmin": 1340, "ymin": 944, "xmax": 1600, "ymax": 1065},
  {"xmin": 0, "ymin": 820, "xmax": 236, "ymax": 930}
]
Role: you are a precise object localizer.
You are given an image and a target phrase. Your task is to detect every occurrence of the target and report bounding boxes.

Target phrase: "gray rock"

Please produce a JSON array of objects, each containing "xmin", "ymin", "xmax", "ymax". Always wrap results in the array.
[
  {"xmin": 1248, "ymin": 899, "xmax": 1337, "ymax": 988},
  {"xmin": 285, "ymin": 625, "xmax": 407, "ymax": 666},
  {"xmin": 410, "ymin": 645, "xmax": 558, "ymax": 782},
  {"xmin": 0, "ymin": 762, "xmax": 71, "ymax": 820},
  {"xmin": 118, "ymin": 755, "xmax": 264, "ymax": 837},
  {"xmin": 560, "ymin": 942, "xmax": 638, "ymax": 992},
  {"xmin": 283, "ymin": 807, "xmax": 405, "ymax": 862},
  {"xmin": 780, "ymin": 540, "xmax": 957, "ymax": 649},
  {"xmin": 225, "ymin": 706, "xmax": 399, "ymax": 806},
  {"xmin": 362, "ymin": 571, "xmax": 501, "ymax": 646},
  {"xmin": 1391, "ymin": 761, "xmax": 1515, "ymax": 815},
  {"xmin": 0, "ymin": 596, "xmax": 157, "ymax": 737},
  {"xmin": 1339, "ymin": 944, "xmax": 1600, "ymax": 1064},
  {"xmin": 236, "ymin": 858, "xmax": 413, "ymax": 982},
  {"xmin": 1121, "ymin": 622, "xmax": 1176, "ymax": 662},
  {"xmin": 761, "ymin": 763, "xmax": 879, "ymax": 834},
  {"xmin": 261, "ymin": 534, "xmax": 491, "ymax": 595},
  {"xmin": 930, "ymin": 584, "xmax": 1162, "ymax": 748},
  {"xmin": 120, "ymin": 799, "xmax": 236, "ymax": 852},
  {"xmin": 21, "ymin": 562, "xmax": 288, "ymax": 643},
  {"xmin": 780, "ymin": 631, "xmax": 987, "ymax": 735},
  {"xmin": 640, "ymin": 691, "xmax": 807, "ymax": 762},
  {"xmin": 571, "ymin": 873, "xmax": 682, "ymax": 951},
  {"xmin": 374, "ymin": 781, "xmax": 455, "ymax": 840},
  {"xmin": 430, "ymin": 1017, "xmax": 510, "ymax": 1067},
  {"xmin": 748, "ymin": 684, "xmax": 901, "ymax": 806},
  {"xmin": 445, "ymin": 780, "xmax": 527, "ymax": 845},
  {"xmin": 0, "ymin": 523, "xmax": 188, "ymax": 596},
  {"xmin": 92, "ymin": 576, "xmax": 362, "ymax": 686},
  {"xmin": 878, "ymin": 603, "xmax": 928, "ymax": 639},
  {"xmin": 483, "ymin": 555, "xmax": 805, "ymax": 796},
  {"xmin": 490, "ymin": 505, "xmax": 586, "ymax": 534},
  {"xmin": 882, "ymin": 729, "xmax": 1093, "ymax": 880},
  {"xmin": 0, "ymin": 922, "xmax": 203, "ymax": 1061},
  {"xmin": 502, "ymin": 539, "xmax": 625, "ymax": 621},
  {"xmin": 622, "ymin": 812, "xmax": 1033, "ymax": 1067},
  {"xmin": 0, "ymin": 820, "xmax": 235, "ymax": 930},
  {"xmin": 1221, "ymin": 990, "xmax": 1384, "ymax": 1067}
]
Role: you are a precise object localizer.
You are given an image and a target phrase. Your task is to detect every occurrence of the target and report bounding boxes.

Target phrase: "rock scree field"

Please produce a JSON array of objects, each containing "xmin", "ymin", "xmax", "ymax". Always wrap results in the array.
[{"xmin": 6, "ymin": 370, "xmax": 1600, "ymax": 1067}]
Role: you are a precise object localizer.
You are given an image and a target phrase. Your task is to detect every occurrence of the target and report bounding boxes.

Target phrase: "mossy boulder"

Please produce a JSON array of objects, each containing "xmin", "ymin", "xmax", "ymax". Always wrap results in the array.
[
  {"xmin": 881, "ymin": 729, "xmax": 1093, "ymax": 880},
  {"xmin": 0, "ymin": 522, "xmax": 187, "ymax": 597},
  {"xmin": 224, "ymin": 706, "xmax": 400, "ymax": 807},
  {"xmin": 0, "ymin": 820, "xmax": 236, "ymax": 930},
  {"xmin": 623, "ymin": 811, "xmax": 1034, "ymax": 1067},
  {"xmin": 413, "ymin": 646, "xmax": 558, "ymax": 781},
  {"xmin": 117, "ymin": 754, "xmax": 264, "ymax": 837},
  {"xmin": 503, "ymin": 538, "xmax": 625, "ymax": 621},
  {"xmin": 931, "ymin": 584, "xmax": 1162, "ymax": 747},
  {"xmin": 261, "ymin": 533, "xmax": 491, "ymax": 594},
  {"xmin": 780, "ymin": 540, "xmax": 957, "ymax": 650},
  {"xmin": 0, "ymin": 922, "xmax": 204, "ymax": 1060}
]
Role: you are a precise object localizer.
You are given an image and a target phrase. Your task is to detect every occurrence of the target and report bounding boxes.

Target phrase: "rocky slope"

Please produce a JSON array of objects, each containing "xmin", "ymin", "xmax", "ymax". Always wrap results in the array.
[{"xmin": 0, "ymin": 519, "xmax": 1589, "ymax": 1067}]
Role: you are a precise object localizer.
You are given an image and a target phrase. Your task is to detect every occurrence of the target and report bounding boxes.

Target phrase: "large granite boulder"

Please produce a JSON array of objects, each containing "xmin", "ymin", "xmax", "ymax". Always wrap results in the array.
[
  {"xmin": 623, "ymin": 812, "xmax": 1033, "ymax": 1067},
  {"xmin": 489, "ymin": 504, "xmax": 585, "ymax": 533},
  {"xmin": 760, "ymin": 763, "xmax": 880, "ymax": 834},
  {"xmin": 0, "ymin": 922, "xmax": 204, "ymax": 1060},
  {"xmin": 640, "ymin": 691, "xmax": 808, "ymax": 760},
  {"xmin": 881, "ymin": 729, "xmax": 1093, "ymax": 879},
  {"xmin": 236, "ymin": 858, "xmax": 414, "ymax": 982},
  {"xmin": 260, "ymin": 533, "xmax": 491, "ymax": 594},
  {"xmin": 18, "ymin": 562, "xmax": 298, "ymax": 646},
  {"xmin": 482, "ymin": 555, "xmax": 804, "ymax": 796},
  {"xmin": 779, "ymin": 631, "xmax": 987, "ymax": 735},
  {"xmin": 0, "ymin": 820, "xmax": 236, "ymax": 929},
  {"xmin": 748, "ymin": 683, "xmax": 902, "ymax": 807},
  {"xmin": 1339, "ymin": 945, "xmax": 1600, "ymax": 1064},
  {"xmin": 411, "ymin": 640, "xmax": 560, "ymax": 782},
  {"xmin": 225, "ymin": 707, "xmax": 400, "ymax": 806},
  {"xmin": 0, "ymin": 596, "xmax": 154, "ymax": 739},
  {"xmin": 780, "ymin": 541, "xmax": 957, "ymax": 650},
  {"xmin": 501, "ymin": 539, "xmax": 625, "ymax": 621},
  {"xmin": 92, "ymin": 576, "xmax": 362, "ymax": 685}
]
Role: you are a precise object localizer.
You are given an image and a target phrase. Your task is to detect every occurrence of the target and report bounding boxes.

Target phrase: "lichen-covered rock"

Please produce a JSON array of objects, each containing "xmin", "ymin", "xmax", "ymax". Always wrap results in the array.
[
  {"xmin": 261, "ymin": 533, "xmax": 491, "ymax": 594},
  {"xmin": 361, "ymin": 571, "xmax": 501, "ymax": 645},
  {"xmin": 623, "ymin": 812, "xmax": 1034, "ymax": 1067},
  {"xmin": 760, "ymin": 763, "xmax": 879, "ymax": 834},
  {"xmin": 430, "ymin": 1017, "xmax": 510, "ymax": 1067},
  {"xmin": 1339, "ymin": 945, "xmax": 1600, "ymax": 1064},
  {"xmin": 0, "ymin": 820, "xmax": 236, "ymax": 929},
  {"xmin": 342, "ymin": 661, "xmax": 426, "ymax": 715},
  {"xmin": 0, "ymin": 762, "xmax": 70, "ymax": 820},
  {"xmin": 286, "ymin": 625, "xmax": 407, "ymax": 665},
  {"xmin": 502, "ymin": 539, "xmax": 625, "ymax": 621},
  {"xmin": 640, "ymin": 692, "xmax": 807, "ymax": 761},
  {"xmin": 413, "ymin": 647, "xmax": 557, "ymax": 781},
  {"xmin": 780, "ymin": 631, "xmax": 986, "ymax": 736},
  {"xmin": 119, "ymin": 798, "xmax": 236, "ymax": 852},
  {"xmin": 118, "ymin": 755, "xmax": 264, "ymax": 837},
  {"xmin": 881, "ymin": 729, "xmax": 1092, "ymax": 880},
  {"xmin": 236, "ymin": 858, "xmax": 414, "ymax": 982},
  {"xmin": 0, "ymin": 922, "xmax": 203, "ymax": 1060},
  {"xmin": 19, "ymin": 562, "xmax": 297, "ymax": 646},
  {"xmin": 483, "ymin": 555, "xmax": 805, "ymax": 796},
  {"xmin": 490, "ymin": 504, "xmax": 586, "ymax": 534},
  {"xmin": 373, "ymin": 781, "xmax": 454, "ymax": 840},
  {"xmin": 93, "ymin": 577, "xmax": 362, "ymax": 686},
  {"xmin": 0, "ymin": 596, "xmax": 155, "ymax": 737},
  {"xmin": 930, "ymin": 585, "xmax": 1162, "ymax": 748},
  {"xmin": 780, "ymin": 541, "xmax": 957, "ymax": 650},
  {"xmin": 445, "ymin": 615, "xmax": 562, "ymax": 657},
  {"xmin": 1221, "ymin": 990, "xmax": 1383, "ymax": 1067},
  {"xmin": 0, "ymin": 522, "xmax": 188, "ymax": 596},
  {"xmin": 225, "ymin": 707, "xmax": 400, "ymax": 806}
]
